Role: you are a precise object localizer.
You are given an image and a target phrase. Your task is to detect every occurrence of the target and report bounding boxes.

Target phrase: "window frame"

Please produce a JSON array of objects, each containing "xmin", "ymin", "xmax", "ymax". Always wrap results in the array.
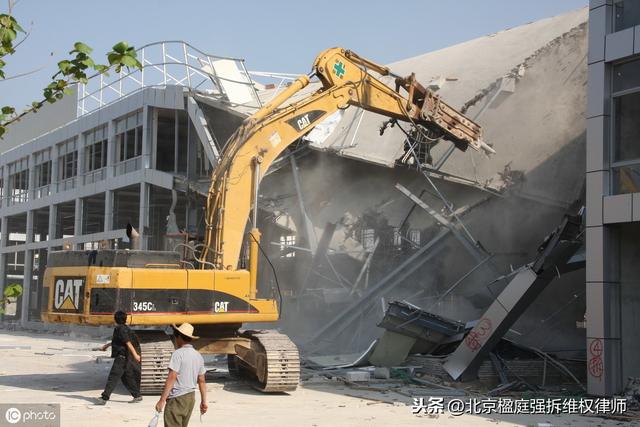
[
  {"xmin": 613, "ymin": 0, "xmax": 640, "ymax": 33},
  {"xmin": 610, "ymin": 58, "xmax": 640, "ymax": 194},
  {"xmin": 115, "ymin": 111, "xmax": 143, "ymax": 164}
]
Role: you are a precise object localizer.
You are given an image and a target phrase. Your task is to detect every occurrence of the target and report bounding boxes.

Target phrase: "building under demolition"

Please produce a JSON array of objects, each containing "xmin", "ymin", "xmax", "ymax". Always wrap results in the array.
[
  {"xmin": 0, "ymin": 7, "xmax": 636, "ymax": 398},
  {"xmin": 0, "ymin": 42, "xmax": 251, "ymax": 323}
]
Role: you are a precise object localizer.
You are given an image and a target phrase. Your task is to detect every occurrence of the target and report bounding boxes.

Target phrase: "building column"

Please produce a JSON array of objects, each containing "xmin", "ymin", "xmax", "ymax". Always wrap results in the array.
[
  {"xmin": 187, "ymin": 113, "xmax": 198, "ymax": 181},
  {"xmin": 75, "ymin": 133, "xmax": 86, "ymax": 247},
  {"xmin": 586, "ymin": 227, "xmax": 621, "ymax": 396},
  {"xmin": 20, "ymin": 251, "xmax": 33, "ymax": 326},
  {"xmin": 77, "ymin": 132, "xmax": 86, "ymax": 181},
  {"xmin": 142, "ymin": 105, "xmax": 152, "ymax": 170},
  {"xmin": 27, "ymin": 153, "xmax": 35, "ymax": 204},
  {"xmin": 151, "ymin": 108, "xmax": 158, "ymax": 170},
  {"xmin": 24, "ymin": 159, "xmax": 37, "ymax": 323},
  {"xmin": 0, "ymin": 215, "xmax": 8, "ymax": 317},
  {"xmin": 586, "ymin": 0, "xmax": 620, "ymax": 397},
  {"xmin": 105, "ymin": 119, "xmax": 117, "ymax": 236},
  {"xmin": 48, "ymin": 204, "xmax": 57, "ymax": 245},
  {"xmin": 104, "ymin": 191, "xmax": 113, "ymax": 233},
  {"xmin": 138, "ymin": 182, "xmax": 150, "ymax": 250},
  {"xmin": 106, "ymin": 119, "xmax": 116, "ymax": 180},
  {"xmin": 2, "ymin": 163, "xmax": 9, "ymax": 208},
  {"xmin": 74, "ymin": 199, "xmax": 82, "ymax": 248},
  {"xmin": 50, "ymin": 143, "xmax": 59, "ymax": 196},
  {"xmin": 19, "ymin": 210, "xmax": 34, "ymax": 325}
]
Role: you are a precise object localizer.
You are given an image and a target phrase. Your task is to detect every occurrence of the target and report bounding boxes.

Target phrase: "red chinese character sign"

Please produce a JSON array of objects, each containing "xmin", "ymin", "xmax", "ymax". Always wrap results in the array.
[
  {"xmin": 464, "ymin": 318, "xmax": 493, "ymax": 352},
  {"xmin": 588, "ymin": 338, "xmax": 603, "ymax": 380}
]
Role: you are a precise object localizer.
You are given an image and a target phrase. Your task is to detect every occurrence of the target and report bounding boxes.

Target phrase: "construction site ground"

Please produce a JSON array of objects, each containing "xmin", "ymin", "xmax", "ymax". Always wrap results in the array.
[{"xmin": 0, "ymin": 329, "xmax": 633, "ymax": 427}]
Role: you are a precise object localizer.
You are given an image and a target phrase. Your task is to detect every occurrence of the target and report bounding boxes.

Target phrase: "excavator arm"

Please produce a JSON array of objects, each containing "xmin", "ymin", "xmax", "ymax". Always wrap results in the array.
[{"xmin": 200, "ymin": 47, "xmax": 492, "ymax": 276}]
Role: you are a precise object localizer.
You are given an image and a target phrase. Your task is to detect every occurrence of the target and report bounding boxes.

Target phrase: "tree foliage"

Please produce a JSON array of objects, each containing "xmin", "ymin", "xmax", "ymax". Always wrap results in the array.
[
  {"xmin": 0, "ymin": 283, "xmax": 22, "ymax": 315},
  {"xmin": 0, "ymin": 12, "xmax": 142, "ymax": 138}
]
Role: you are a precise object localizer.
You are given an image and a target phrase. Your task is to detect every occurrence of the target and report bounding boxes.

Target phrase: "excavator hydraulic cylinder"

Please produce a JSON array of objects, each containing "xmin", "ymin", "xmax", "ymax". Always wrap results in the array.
[
  {"xmin": 249, "ymin": 227, "xmax": 261, "ymax": 299},
  {"xmin": 253, "ymin": 75, "xmax": 310, "ymax": 121}
]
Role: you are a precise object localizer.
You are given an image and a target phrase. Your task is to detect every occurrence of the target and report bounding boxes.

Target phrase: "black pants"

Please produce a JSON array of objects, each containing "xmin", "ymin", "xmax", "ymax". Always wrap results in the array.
[{"xmin": 101, "ymin": 355, "xmax": 141, "ymax": 400}]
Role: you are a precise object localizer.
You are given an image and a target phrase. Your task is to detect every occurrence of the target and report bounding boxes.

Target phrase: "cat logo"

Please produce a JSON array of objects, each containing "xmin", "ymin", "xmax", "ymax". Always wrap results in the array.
[
  {"xmin": 53, "ymin": 277, "xmax": 85, "ymax": 312},
  {"xmin": 214, "ymin": 301, "xmax": 229, "ymax": 313},
  {"xmin": 285, "ymin": 110, "xmax": 326, "ymax": 132}
]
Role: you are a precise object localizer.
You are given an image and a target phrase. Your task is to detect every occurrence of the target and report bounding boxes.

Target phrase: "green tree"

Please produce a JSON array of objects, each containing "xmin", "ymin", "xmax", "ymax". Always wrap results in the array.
[
  {"xmin": 0, "ymin": 12, "xmax": 142, "ymax": 138},
  {"xmin": 0, "ymin": 283, "xmax": 22, "ymax": 314}
]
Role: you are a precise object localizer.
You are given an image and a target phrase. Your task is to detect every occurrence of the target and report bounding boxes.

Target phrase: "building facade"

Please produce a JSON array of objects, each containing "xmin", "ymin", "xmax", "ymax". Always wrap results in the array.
[
  {"xmin": 0, "ymin": 42, "xmax": 255, "ymax": 326},
  {"xmin": 587, "ymin": 0, "xmax": 640, "ymax": 396}
]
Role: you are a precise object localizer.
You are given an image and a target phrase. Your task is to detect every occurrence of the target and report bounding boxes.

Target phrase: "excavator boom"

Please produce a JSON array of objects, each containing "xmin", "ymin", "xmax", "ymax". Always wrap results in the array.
[{"xmin": 201, "ymin": 47, "xmax": 488, "ymax": 272}]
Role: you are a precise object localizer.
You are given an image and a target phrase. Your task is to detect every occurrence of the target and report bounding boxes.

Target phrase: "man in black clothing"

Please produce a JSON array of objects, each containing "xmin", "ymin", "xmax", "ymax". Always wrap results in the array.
[{"xmin": 95, "ymin": 310, "xmax": 143, "ymax": 405}]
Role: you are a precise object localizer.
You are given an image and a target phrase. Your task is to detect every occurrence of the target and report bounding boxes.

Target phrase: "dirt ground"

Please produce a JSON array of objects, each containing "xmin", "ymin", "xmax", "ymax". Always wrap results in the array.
[{"xmin": 0, "ymin": 330, "xmax": 635, "ymax": 427}]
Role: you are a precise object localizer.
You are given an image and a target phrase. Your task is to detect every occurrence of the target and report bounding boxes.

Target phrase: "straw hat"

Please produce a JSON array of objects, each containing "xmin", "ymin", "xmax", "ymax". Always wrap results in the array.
[{"xmin": 172, "ymin": 323, "xmax": 199, "ymax": 340}]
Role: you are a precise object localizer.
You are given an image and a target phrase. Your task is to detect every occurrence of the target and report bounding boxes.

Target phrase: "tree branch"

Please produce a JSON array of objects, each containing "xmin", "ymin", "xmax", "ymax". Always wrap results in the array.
[
  {"xmin": 12, "ymin": 21, "xmax": 32, "ymax": 50},
  {"xmin": 0, "ymin": 62, "xmax": 47, "ymax": 81}
]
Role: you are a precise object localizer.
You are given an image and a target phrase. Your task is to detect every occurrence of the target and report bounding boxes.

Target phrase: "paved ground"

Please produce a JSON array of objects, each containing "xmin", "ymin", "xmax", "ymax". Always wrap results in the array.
[{"xmin": 0, "ymin": 330, "xmax": 635, "ymax": 427}]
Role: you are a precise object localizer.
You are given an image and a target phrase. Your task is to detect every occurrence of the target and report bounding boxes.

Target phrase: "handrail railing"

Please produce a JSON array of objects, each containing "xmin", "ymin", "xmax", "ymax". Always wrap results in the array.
[{"xmin": 77, "ymin": 41, "xmax": 264, "ymax": 116}]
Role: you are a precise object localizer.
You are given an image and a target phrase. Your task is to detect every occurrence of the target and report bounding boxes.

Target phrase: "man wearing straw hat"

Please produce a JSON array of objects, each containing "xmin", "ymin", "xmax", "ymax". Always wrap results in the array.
[{"xmin": 156, "ymin": 323, "xmax": 208, "ymax": 427}]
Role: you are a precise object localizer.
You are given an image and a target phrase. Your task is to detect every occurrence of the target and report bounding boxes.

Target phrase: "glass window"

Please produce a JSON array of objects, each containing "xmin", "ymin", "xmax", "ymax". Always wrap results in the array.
[
  {"xmin": 115, "ymin": 111, "xmax": 143, "ymax": 163},
  {"xmin": 116, "ymin": 118, "xmax": 125, "ymax": 134},
  {"xmin": 84, "ymin": 126, "xmax": 108, "ymax": 172},
  {"xmin": 9, "ymin": 168, "xmax": 28, "ymax": 203},
  {"xmin": 58, "ymin": 151, "xmax": 77, "ymax": 180},
  {"xmin": 35, "ymin": 161, "xmax": 50, "ymax": 187},
  {"xmin": 8, "ymin": 158, "xmax": 29, "ymax": 203},
  {"xmin": 34, "ymin": 148, "xmax": 51, "ymax": 164},
  {"xmin": 612, "ymin": 164, "xmax": 640, "ymax": 194},
  {"xmin": 157, "ymin": 109, "xmax": 176, "ymax": 172},
  {"xmin": 614, "ymin": 0, "xmax": 640, "ymax": 32},
  {"xmin": 117, "ymin": 133, "xmax": 125, "ymax": 162},
  {"xmin": 611, "ymin": 58, "xmax": 640, "ymax": 194},
  {"xmin": 57, "ymin": 139, "xmax": 78, "ymax": 181},
  {"xmin": 126, "ymin": 128, "xmax": 136, "ymax": 158},
  {"xmin": 613, "ymin": 60, "xmax": 640, "ymax": 94},
  {"xmin": 613, "ymin": 91, "xmax": 640, "ymax": 162},
  {"xmin": 136, "ymin": 125, "xmax": 143, "ymax": 158}
]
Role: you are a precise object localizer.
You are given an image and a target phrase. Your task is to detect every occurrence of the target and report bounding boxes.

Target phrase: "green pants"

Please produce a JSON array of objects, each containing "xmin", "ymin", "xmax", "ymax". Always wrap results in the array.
[{"xmin": 164, "ymin": 391, "xmax": 195, "ymax": 427}]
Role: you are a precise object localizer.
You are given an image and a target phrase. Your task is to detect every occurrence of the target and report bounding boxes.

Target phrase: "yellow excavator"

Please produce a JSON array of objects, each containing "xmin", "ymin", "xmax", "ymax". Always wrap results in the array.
[{"xmin": 41, "ymin": 48, "xmax": 490, "ymax": 394}]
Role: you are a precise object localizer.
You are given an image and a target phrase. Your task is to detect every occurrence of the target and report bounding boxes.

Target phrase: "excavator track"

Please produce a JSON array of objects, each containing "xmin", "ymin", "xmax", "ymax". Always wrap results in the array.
[
  {"xmin": 237, "ymin": 330, "xmax": 300, "ymax": 393},
  {"xmin": 133, "ymin": 329, "xmax": 298, "ymax": 394},
  {"xmin": 137, "ymin": 331, "xmax": 175, "ymax": 395}
]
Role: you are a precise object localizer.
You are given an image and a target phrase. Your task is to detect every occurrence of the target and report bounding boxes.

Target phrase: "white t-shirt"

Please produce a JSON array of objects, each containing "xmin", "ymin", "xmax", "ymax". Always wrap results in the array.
[{"xmin": 168, "ymin": 344, "xmax": 206, "ymax": 399}]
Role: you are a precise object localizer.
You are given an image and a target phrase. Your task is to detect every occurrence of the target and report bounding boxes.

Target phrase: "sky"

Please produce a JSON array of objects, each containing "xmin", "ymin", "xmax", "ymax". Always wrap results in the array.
[{"xmin": 2, "ymin": 0, "xmax": 587, "ymax": 110}]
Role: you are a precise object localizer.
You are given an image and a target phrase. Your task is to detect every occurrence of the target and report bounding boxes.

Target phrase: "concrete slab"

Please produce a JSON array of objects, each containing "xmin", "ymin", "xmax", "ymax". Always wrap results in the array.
[{"xmin": 368, "ymin": 330, "xmax": 416, "ymax": 367}]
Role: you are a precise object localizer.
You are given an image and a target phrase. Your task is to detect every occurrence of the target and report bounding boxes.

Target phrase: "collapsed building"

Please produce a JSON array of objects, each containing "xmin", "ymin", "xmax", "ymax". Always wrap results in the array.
[
  {"xmin": 258, "ymin": 9, "xmax": 587, "ymax": 358},
  {"xmin": 4, "ymin": 7, "xmax": 633, "ymax": 398}
]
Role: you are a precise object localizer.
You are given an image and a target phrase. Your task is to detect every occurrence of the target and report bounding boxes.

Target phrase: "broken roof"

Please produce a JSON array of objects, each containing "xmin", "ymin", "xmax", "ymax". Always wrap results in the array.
[{"xmin": 307, "ymin": 8, "xmax": 588, "ymax": 194}]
